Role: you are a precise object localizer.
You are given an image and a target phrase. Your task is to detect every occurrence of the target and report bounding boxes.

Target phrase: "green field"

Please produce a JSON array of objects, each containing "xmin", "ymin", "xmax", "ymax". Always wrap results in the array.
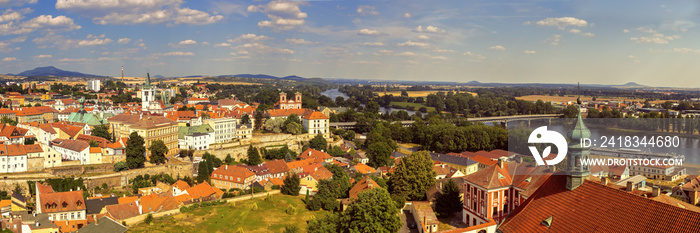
[
  {"xmin": 389, "ymin": 102, "xmax": 435, "ymax": 112},
  {"xmin": 129, "ymin": 194, "xmax": 330, "ymax": 233}
]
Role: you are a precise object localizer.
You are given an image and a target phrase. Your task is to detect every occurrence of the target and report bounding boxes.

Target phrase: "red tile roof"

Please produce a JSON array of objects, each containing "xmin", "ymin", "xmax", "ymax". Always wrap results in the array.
[
  {"xmin": 39, "ymin": 190, "xmax": 86, "ymax": 213},
  {"xmin": 104, "ymin": 202, "xmax": 140, "ymax": 220},
  {"xmin": 186, "ymin": 182, "xmax": 223, "ymax": 199},
  {"xmin": 51, "ymin": 139, "xmax": 89, "ymax": 152},
  {"xmin": 212, "ymin": 165, "xmax": 256, "ymax": 184},
  {"xmin": 298, "ymin": 148, "xmax": 331, "ymax": 161},
  {"xmin": 471, "ymin": 155, "xmax": 497, "ymax": 166},
  {"xmin": 264, "ymin": 159, "xmax": 290, "ymax": 175},
  {"xmin": 498, "ymin": 175, "xmax": 700, "ymax": 232},
  {"xmin": 172, "ymin": 180, "xmax": 191, "ymax": 191},
  {"xmin": 353, "ymin": 163, "xmax": 376, "ymax": 174},
  {"xmin": 349, "ymin": 176, "xmax": 380, "ymax": 199},
  {"xmin": 76, "ymin": 134, "xmax": 109, "ymax": 148},
  {"xmin": 303, "ymin": 111, "xmax": 328, "ymax": 120}
]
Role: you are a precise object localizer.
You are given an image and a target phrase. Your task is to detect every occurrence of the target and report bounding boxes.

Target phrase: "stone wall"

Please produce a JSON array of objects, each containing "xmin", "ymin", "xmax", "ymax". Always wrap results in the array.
[
  {"xmin": 46, "ymin": 163, "xmax": 115, "ymax": 177},
  {"xmin": 27, "ymin": 158, "xmax": 44, "ymax": 172},
  {"xmin": 195, "ymin": 134, "xmax": 307, "ymax": 161}
]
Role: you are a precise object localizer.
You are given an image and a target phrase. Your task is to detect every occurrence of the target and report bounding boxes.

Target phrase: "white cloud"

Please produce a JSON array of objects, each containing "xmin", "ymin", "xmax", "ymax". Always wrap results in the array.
[
  {"xmin": 234, "ymin": 43, "xmax": 294, "ymax": 55},
  {"xmin": 416, "ymin": 35, "xmax": 430, "ymax": 40},
  {"xmin": 489, "ymin": 45, "xmax": 506, "ymax": 50},
  {"xmin": 569, "ymin": 28, "xmax": 595, "ymax": 37},
  {"xmin": 414, "ymin": 25, "xmax": 446, "ymax": 34},
  {"xmin": 117, "ymin": 38, "xmax": 131, "ymax": 44},
  {"xmin": 581, "ymin": 32, "xmax": 595, "ymax": 37},
  {"xmin": 630, "ymin": 33, "xmax": 680, "ymax": 44},
  {"xmin": 1, "ymin": 14, "xmax": 80, "ymax": 35},
  {"xmin": 373, "ymin": 49, "xmax": 394, "ymax": 56},
  {"xmin": 286, "ymin": 38, "xmax": 317, "ymax": 45},
  {"xmin": 358, "ymin": 28, "xmax": 381, "ymax": 36},
  {"xmin": 622, "ymin": 29, "xmax": 630, "ymax": 33},
  {"xmin": 433, "ymin": 49, "xmax": 455, "ymax": 53},
  {"xmin": 228, "ymin": 34, "xmax": 271, "ymax": 43},
  {"xmin": 397, "ymin": 40, "xmax": 430, "ymax": 48},
  {"xmin": 544, "ymin": 34, "xmax": 561, "ymax": 45},
  {"xmin": 569, "ymin": 28, "xmax": 581, "ymax": 34},
  {"xmin": 177, "ymin": 39, "xmax": 197, "ymax": 46},
  {"xmin": 77, "ymin": 34, "xmax": 113, "ymax": 46},
  {"xmin": 357, "ymin": 5, "xmax": 379, "ymax": 16},
  {"xmin": 523, "ymin": 50, "xmax": 536, "ymax": 54},
  {"xmin": 1, "ymin": 57, "xmax": 16, "ymax": 61},
  {"xmin": 363, "ymin": 42, "xmax": 384, "ymax": 46},
  {"xmin": 154, "ymin": 51, "xmax": 195, "ymax": 56},
  {"xmin": 34, "ymin": 54, "xmax": 52, "ymax": 59},
  {"xmin": 248, "ymin": 1, "xmax": 307, "ymax": 31},
  {"xmin": 213, "ymin": 42, "xmax": 231, "ymax": 47},
  {"xmin": 403, "ymin": 13, "xmax": 411, "ymax": 18},
  {"xmin": 526, "ymin": 17, "xmax": 588, "ymax": 30},
  {"xmin": 211, "ymin": 1, "xmax": 247, "ymax": 16},
  {"xmin": 396, "ymin": 51, "xmax": 415, "ymax": 56},
  {"xmin": 0, "ymin": 0, "xmax": 36, "ymax": 7},
  {"xmin": 463, "ymin": 51, "xmax": 486, "ymax": 61},
  {"xmin": 201, "ymin": 41, "xmax": 209, "ymax": 45},
  {"xmin": 56, "ymin": 0, "xmax": 222, "ymax": 25},
  {"xmin": 0, "ymin": 9, "xmax": 24, "ymax": 23},
  {"xmin": 58, "ymin": 58, "xmax": 89, "ymax": 62}
]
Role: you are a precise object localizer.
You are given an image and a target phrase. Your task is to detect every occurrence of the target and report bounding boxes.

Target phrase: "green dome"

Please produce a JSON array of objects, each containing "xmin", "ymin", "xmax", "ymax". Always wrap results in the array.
[{"xmin": 567, "ymin": 107, "xmax": 590, "ymax": 141}]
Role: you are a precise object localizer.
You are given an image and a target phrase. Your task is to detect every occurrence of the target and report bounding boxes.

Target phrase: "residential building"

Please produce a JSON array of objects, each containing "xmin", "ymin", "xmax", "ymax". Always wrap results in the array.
[
  {"xmin": 185, "ymin": 182, "xmax": 223, "ymax": 202},
  {"xmin": 409, "ymin": 202, "xmax": 439, "ymax": 233},
  {"xmin": 36, "ymin": 106, "xmax": 58, "ymax": 123},
  {"xmin": 172, "ymin": 180, "xmax": 191, "ymax": 197},
  {"xmin": 108, "ymin": 114, "xmax": 179, "ymax": 158},
  {"xmin": 211, "ymin": 165, "xmax": 256, "ymax": 190},
  {"xmin": 629, "ymin": 164, "xmax": 685, "ymax": 181},
  {"xmin": 0, "ymin": 123, "xmax": 31, "ymax": 144},
  {"xmin": 204, "ymin": 117, "xmax": 236, "ymax": 143},
  {"xmin": 0, "ymin": 143, "xmax": 28, "ymax": 173},
  {"xmin": 299, "ymin": 164, "xmax": 333, "ymax": 195},
  {"xmin": 340, "ymin": 176, "xmax": 379, "ymax": 210},
  {"xmin": 48, "ymin": 99, "xmax": 79, "ymax": 111},
  {"xmin": 15, "ymin": 107, "xmax": 44, "ymax": 124},
  {"xmin": 301, "ymin": 111, "xmax": 329, "ymax": 138},
  {"xmin": 50, "ymin": 139, "xmax": 91, "ymax": 164},
  {"xmin": 87, "ymin": 79, "xmax": 101, "ymax": 92},
  {"xmin": 50, "ymin": 121, "xmax": 84, "ymax": 140},
  {"xmin": 672, "ymin": 176, "xmax": 700, "ymax": 205},
  {"xmin": 318, "ymin": 106, "xmax": 349, "ymax": 117},
  {"xmin": 36, "ymin": 183, "xmax": 86, "ymax": 225},
  {"xmin": 298, "ymin": 148, "xmax": 333, "ymax": 163},
  {"xmin": 264, "ymin": 159, "xmax": 290, "ymax": 179},
  {"xmin": 178, "ymin": 124, "xmax": 214, "ymax": 150},
  {"xmin": 431, "ymin": 153, "xmax": 479, "ymax": 176},
  {"xmin": 235, "ymin": 124, "xmax": 253, "ymax": 139}
]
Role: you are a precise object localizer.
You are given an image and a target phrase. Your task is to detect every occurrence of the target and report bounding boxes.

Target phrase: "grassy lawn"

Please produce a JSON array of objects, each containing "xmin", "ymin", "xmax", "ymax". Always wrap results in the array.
[
  {"xmin": 129, "ymin": 194, "xmax": 330, "ymax": 233},
  {"xmin": 389, "ymin": 102, "xmax": 435, "ymax": 112}
]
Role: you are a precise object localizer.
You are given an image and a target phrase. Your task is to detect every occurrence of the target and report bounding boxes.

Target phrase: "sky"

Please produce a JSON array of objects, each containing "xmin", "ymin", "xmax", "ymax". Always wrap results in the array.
[{"xmin": 1, "ymin": 0, "xmax": 700, "ymax": 87}]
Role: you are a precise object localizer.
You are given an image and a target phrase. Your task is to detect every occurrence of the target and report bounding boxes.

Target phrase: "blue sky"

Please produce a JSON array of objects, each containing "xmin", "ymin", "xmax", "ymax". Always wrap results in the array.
[{"xmin": 1, "ymin": 0, "xmax": 700, "ymax": 87}]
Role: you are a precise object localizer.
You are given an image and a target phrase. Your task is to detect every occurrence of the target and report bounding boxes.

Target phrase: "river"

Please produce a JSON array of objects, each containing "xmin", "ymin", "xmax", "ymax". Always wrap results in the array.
[{"xmin": 320, "ymin": 88, "xmax": 417, "ymax": 116}]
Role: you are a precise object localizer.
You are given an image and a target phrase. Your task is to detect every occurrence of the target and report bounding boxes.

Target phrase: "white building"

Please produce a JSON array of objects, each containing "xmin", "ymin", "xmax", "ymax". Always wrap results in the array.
[
  {"xmin": 49, "ymin": 139, "xmax": 91, "ymax": 165},
  {"xmin": 302, "ymin": 111, "xmax": 330, "ymax": 138},
  {"xmin": 0, "ymin": 143, "xmax": 28, "ymax": 173},
  {"xmin": 205, "ymin": 118, "xmax": 237, "ymax": 144},
  {"xmin": 87, "ymin": 79, "xmax": 101, "ymax": 92},
  {"xmin": 178, "ymin": 125, "xmax": 215, "ymax": 150}
]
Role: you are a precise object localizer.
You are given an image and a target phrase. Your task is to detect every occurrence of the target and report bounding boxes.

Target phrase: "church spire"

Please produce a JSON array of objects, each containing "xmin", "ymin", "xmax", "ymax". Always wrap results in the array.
[
  {"xmin": 145, "ymin": 72, "xmax": 152, "ymax": 89},
  {"xmin": 565, "ymin": 82, "xmax": 591, "ymax": 190}
]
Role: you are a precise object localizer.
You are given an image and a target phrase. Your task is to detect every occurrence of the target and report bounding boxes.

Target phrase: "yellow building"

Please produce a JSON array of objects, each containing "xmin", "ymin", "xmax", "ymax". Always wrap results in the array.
[
  {"xmin": 108, "ymin": 114, "xmax": 179, "ymax": 158},
  {"xmin": 7, "ymin": 95, "xmax": 24, "ymax": 106},
  {"xmin": 431, "ymin": 153, "xmax": 480, "ymax": 175}
]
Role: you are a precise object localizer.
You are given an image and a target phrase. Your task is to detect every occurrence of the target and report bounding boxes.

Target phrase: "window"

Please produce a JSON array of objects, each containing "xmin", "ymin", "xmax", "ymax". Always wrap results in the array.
[{"xmin": 493, "ymin": 207, "xmax": 498, "ymax": 217}]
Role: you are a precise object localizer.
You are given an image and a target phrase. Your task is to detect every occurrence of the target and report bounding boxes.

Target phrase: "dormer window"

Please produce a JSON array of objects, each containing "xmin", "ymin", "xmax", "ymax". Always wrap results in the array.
[
  {"xmin": 76, "ymin": 201, "xmax": 82, "ymax": 206},
  {"xmin": 62, "ymin": 202, "xmax": 68, "ymax": 208}
]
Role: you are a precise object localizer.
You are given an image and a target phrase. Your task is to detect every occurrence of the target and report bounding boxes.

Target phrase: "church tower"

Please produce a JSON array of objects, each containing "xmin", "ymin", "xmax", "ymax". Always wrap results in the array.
[
  {"xmin": 142, "ymin": 73, "xmax": 155, "ymax": 112},
  {"xmin": 565, "ymin": 96, "xmax": 591, "ymax": 190}
]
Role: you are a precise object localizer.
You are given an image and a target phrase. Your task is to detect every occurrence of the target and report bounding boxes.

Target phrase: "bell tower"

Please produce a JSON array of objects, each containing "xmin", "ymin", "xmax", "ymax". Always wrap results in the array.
[{"xmin": 565, "ymin": 84, "xmax": 590, "ymax": 190}]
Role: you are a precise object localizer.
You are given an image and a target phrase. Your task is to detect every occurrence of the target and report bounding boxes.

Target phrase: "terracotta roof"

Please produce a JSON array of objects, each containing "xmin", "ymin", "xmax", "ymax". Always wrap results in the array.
[
  {"xmin": 303, "ymin": 111, "xmax": 328, "ymax": 120},
  {"xmin": 310, "ymin": 166, "xmax": 333, "ymax": 181},
  {"xmin": 15, "ymin": 107, "xmax": 42, "ymax": 116},
  {"xmin": 349, "ymin": 176, "xmax": 380, "ymax": 199},
  {"xmin": 39, "ymin": 124, "xmax": 57, "ymax": 134},
  {"xmin": 433, "ymin": 163, "xmax": 452, "ymax": 175},
  {"xmin": 51, "ymin": 122, "xmax": 82, "ymax": 138},
  {"xmin": 286, "ymin": 158, "xmax": 316, "ymax": 170},
  {"xmin": 0, "ymin": 144, "xmax": 27, "ymax": 156},
  {"xmin": 269, "ymin": 178, "xmax": 284, "ymax": 186},
  {"xmin": 498, "ymin": 175, "xmax": 700, "ymax": 232},
  {"xmin": 266, "ymin": 109, "xmax": 310, "ymax": 118},
  {"xmin": 0, "ymin": 199, "xmax": 10, "ymax": 208},
  {"xmin": 0, "ymin": 124, "xmax": 27, "ymax": 139},
  {"xmin": 264, "ymin": 159, "xmax": 290, "ymax": 174},
  {"xmin": 140, "ymin": 196, "xmax": 179, "ymax": 213},
  {"xmin": 37, "ymin": 182, "xmax": 54, "ymax": 195},
  {"xmin": 172, "ymin": 180, "xmax": 191, "ymax": 191},
  {"xmin": 89, "ymin": 147, "xmax": 101, "ymax": 153},
  {"xmin": 353, "ymin": 163, "xmax": 376, "ymax": 174},
  {"xmin": 39, "ymin": 190, "xmax": 86, "ymax": 213},
  {"xmin": 298, "ymin": 148, "xmax": 332, "ymax": 161},
  {"xmin": 117, "ymin": 196, "xmax": 138, "ymax": 205},
  {"xmin": 76, "ymin": 134, "xmax": 109, "ymax": 148},
  {"xmin": 35, "ymin": 106, "xmax": 58, "ymax": 113},
  {"xmin": 54, "ymin": 219, "xmax": 87, "ymax": 233},
  {"xmin": 104, "ymin": 202, "xmax": 140, "ymax": 220},
  {"xmin": 186, "ymin": 182, "xmax": 223, "ymax": 199},
  {"xmin": 211, "ymin": 165, "xmax": 255, "ymax": 184},
  {"xmin": 471, "ymin": 155, "xmax": 497, "ymax": 166},
  {"xmin": 51, "ymin": 139, "xmax": 89, "ymax": 152}
]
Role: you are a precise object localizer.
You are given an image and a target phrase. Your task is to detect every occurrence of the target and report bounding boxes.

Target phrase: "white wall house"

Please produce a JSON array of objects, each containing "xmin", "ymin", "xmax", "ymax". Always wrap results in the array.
[
  {"xmin": 205, "ymin": 118, "xmax": 237, "ymax": 144},
  {"xmin": 0, "ymin": 151, "xmax": 27, "ymax": 173},
  {"xmin": 50, "ymin": 139, "xmax": 91, "ymax": 165}
]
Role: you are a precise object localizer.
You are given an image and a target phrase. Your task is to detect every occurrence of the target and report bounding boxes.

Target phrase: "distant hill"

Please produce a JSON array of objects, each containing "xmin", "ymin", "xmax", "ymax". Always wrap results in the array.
[
  {"xmin": 14, "ymin": 66, "xmax": 105, "ymax": 77},
  {"xmin": 617, "ymin": 82, "xmax": 646, "ymax": 87},
  {"xmin": 216, "ymin": 74, "xmax": 307, "ymax": 81},
  {"xmin": 281, "ymin": 75, "xmax": 306, "ymax": 81}
]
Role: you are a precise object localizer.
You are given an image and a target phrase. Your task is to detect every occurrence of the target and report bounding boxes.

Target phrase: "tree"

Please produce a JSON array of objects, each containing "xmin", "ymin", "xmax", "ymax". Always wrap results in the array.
[
  {"xmin": 125, "ymin": 132, "xmax": 146, "ymax": 169},
  {"xmin": 390, "ymin": 151, "xmax": 437, "ymax": 200},
  {"xmin": 367, "ymin": 141, "xmax": 393, "ymax": 168},
  {"xmin": 247, "ymin": 145, "xmax": 262, "ymax": 165},
  {"xmin": 1, "ymin": 116, "xmax": 17, "ymax": 126},
  {"xmin": 254, "ymin": 111, "xmax": 264, "ymax": 130},
  {"xmin": 225, "ymin": 154, "xmax": 234, "ymax": 165},
  {"xmin": 328, "ymin": 145, "xmax": 345, "ymax": 157},
  {"xmin": 263, "ymin": 118, "xmax": 285, "ymax": 133},
  {"xmin": 88, "ymin": 140, "xmax": 100, "ymax": 147},
  {"xmin": 309, "ymin": 134, "xmax": 327, "ymax": 151},
  {"xmin": 435, "ymin": 179, "xmax": 462, "ymax": 216},
  {"xmin": 285, "ymin": 122, "xmax": 302, "ymax": 135},
  {"xmin": 241, "ymin": 114, "xmax": 251, "ymax": 125},
  {"xmin": 197, "ymin": 161, "xmax": 210, "ymax": 183},
  {"xmin": 339, "ymin": 188, "xmax": 401, "ymax": 233},
  {"xmin": 307, "ymin": 213, "xmax": 340, "ymax": 233},
  {"xmin": 92, "ymin": 124, "xmax": 112, "ymax": 142},
  {"xmin": 113, "ymin": 162, "xmax": 128, "ymax": 172},
  {"xmin": 281, "ymin": 174, "xmax": 301, "ymax": 196},
  {"xmin": 149, "ymin": 140, "xmax": 168, "ymax": 165}
]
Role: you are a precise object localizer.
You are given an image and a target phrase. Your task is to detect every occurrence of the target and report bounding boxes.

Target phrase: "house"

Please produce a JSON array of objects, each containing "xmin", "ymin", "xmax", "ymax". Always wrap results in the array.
[
  {"xmin": 433, "ymin": 162, "xmax": 452, "ymax": 179},
  {"xmin": 298, "ymin": 165, "xmax": 333, "ymax": 195},
  {"xmin": 0, "ymin": 123, "xmax": 31, "ymax": 144},
  {"xmin": 172, "ymin": 180, "xmax": 191, "ymax": 197},
  {"xmin": 178, "ymin": 124, "xmax": 215, "ymax": 150},
  {"xmin": 264, "ymin": 159, "xmax": 290, "ymax": 179},
  {"xmin": 298, "ymin": 148, "xmax": 333, "ymax": 163},
  {"xmin": 301, "ymin": 111, "xmax": 330, "ymax": 138},
  {"xmin": 672, "ymin": 175, "xmax": 700, "ymax": 205},
  {"xmin": 252, "ymin": 180, "xmax": 275, "ymax": 191},
  {"xmin": 50, "ymin": 139, "xmax": 92, "ymax": 165},
  {"xmin": 204, "ymin": 117, "xmax": 237, "ymax": 143},
  {"xmin": 318, "ymin": 106, "xmax": 349, "ymax": 117},
  {"xmin": 103, "ymin": 202, "xmax": 141, "ymax": 220},
  {"xmin": 185, "ymin": 182, "xmax": 223, "ymax": 202},
  {"xmin": 211, "ymin": 165, "xmax": 256, "ymax": 191},
  {"xmin": 10, "ymin": 191, "xmax": 27, "ymax": 215},
  {"xmin": 426, "ymin": 178, "xmax": 465, "ymax": 208},
  {"xmin": 237, "ymin": 164, "xmax": 271, "ymax": 182},
  {"xmin": 430, "ymin": 153, "xmax": 479, "ymax": 176},
  {"xmin": 629, "ymin": 163, "xmax": 685, "ymax": 181},
  {"xmin": 340, "ymin": 176, "xmax": 380, "ymax": 210},
  {"xmin": 408, "ymin": 202, "xmax": 439, "ymax": 233},
  {"xmin": 77, "ymin": 215, "xmax": 128, "ymax": 233},
  {"xmin": 37, "ymin": 188, "xmax": 87, "ymax": 226},
  {"xmin": 20, "ymin": 213, "xmax": 59, "ymax": 233},
  {"xmin": 0, "ymin": 143, "xmax": 28, "ymax": 173},
  {"xmin": 108, "ymin": 114, "xmax": 179, "ymax": 158},
  {"xmin": 235, "ymin": 124, "xmax": 253, "ymax": 139},
  {"xmin": 85, "ymin": 196, "xmax": 119, "ymax": 215}
]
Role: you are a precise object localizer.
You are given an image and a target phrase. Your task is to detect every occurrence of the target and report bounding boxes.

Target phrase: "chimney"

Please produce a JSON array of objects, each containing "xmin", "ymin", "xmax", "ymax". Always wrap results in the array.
[
  {"xmin": 601, "ymin": 178, "xmax": 608, "ymax": 186},
  {"xmin": 225, "ymin": 165, "xmax": 228, "ymax": 170},
  {"xmin": 498, "ymin": 158, "xmax": 505, "ymax": 168},
  {"xmin": 652, "ymin": 186, "xmax": 660, "ymax": 197},
  {"xmin": 626, "ymin": 181, "xmax": 634, "ymax": 192}
]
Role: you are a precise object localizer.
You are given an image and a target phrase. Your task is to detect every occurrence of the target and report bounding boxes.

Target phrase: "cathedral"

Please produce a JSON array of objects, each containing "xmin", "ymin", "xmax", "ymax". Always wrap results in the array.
[
  {"xmin": 141, "ymin": 73, "xmax": 173, "ymax": 114},
  {"xmin": 276, "ymin": 92, "xmax": 302, "ymax": 109}
]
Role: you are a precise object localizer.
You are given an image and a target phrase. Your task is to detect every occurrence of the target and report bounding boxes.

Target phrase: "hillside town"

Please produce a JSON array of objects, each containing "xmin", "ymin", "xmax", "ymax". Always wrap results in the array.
[{"xmin": 0, "ymin": 76, "xmax": 697, "ymax": 233}]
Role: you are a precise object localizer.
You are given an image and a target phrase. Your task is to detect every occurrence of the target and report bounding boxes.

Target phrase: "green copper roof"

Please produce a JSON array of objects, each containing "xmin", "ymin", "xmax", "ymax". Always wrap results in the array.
[
  {"xmin": 144, "ymin": 73, "xmax": 151, "ymax": 89},
  {"xmin": 178, "ymin": 124, "xmax": 214, "ymax": 139},
  {"xmin": 567, "ymin": 106, "xmax": 590, "ymax": 141},
  {"xmin": 67, "ymin": 111, "xmax": 108, "ymax": 126}
]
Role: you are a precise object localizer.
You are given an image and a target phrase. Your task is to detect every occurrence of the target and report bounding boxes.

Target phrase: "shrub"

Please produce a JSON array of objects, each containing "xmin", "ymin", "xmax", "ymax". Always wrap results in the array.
[
  {"xmin": 286, "ymin": 204, "xmax": 297, "ymax": 215},
  {"xmin": 251, "ymin": 203, "xmax": 258, "ymax": 211},
  {"xmin": 144, "ymin": 214, "xmax": 153, "ymax": 224},
  {"xmin": 283, "ymin": 225, "xmax": 300, "ymax": 233}
]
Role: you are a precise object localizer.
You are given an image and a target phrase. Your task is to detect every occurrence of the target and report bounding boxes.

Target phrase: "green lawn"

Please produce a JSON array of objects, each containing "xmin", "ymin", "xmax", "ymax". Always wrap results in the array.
[
  {"xmin": 129, "ymin": 194, "xmax": 330, "ymax": 233},
  {"xmin": 389, "ymin": 102, "xmax": 435, "ymax": 112}
]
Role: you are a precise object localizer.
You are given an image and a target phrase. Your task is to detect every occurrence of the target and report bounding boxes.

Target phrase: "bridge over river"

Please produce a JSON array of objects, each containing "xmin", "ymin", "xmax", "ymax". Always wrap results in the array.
[{"xmin": 330, "ymin": 114, "xmax": 563, "ymax": 130}]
